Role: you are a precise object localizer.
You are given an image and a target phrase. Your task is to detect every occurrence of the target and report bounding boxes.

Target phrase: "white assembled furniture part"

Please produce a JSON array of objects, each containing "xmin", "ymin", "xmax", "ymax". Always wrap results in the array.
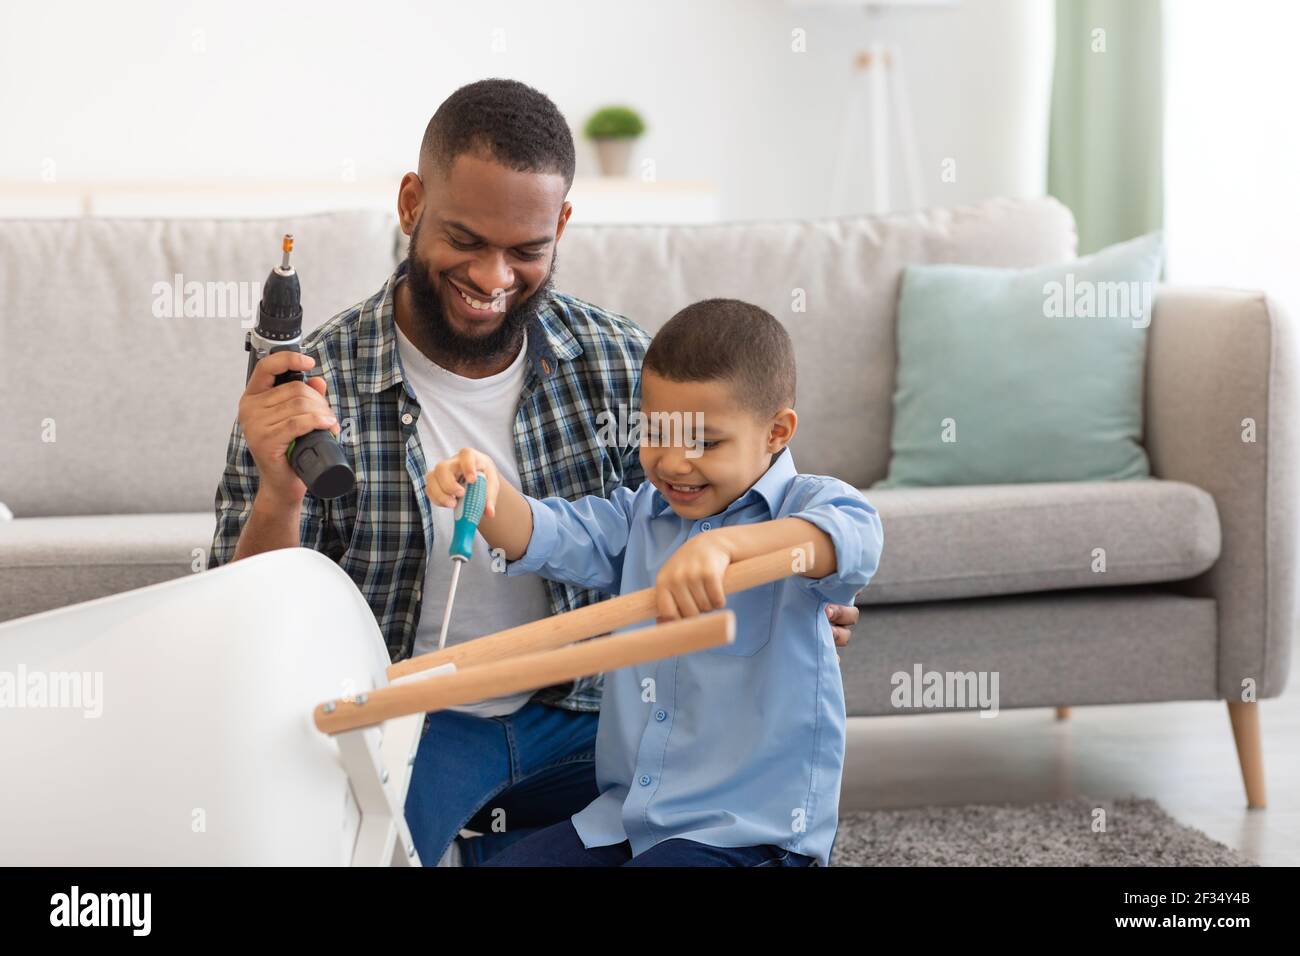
[{"xmin": 0, "ymin": 545, "xmax": 806, "ymax": 865}]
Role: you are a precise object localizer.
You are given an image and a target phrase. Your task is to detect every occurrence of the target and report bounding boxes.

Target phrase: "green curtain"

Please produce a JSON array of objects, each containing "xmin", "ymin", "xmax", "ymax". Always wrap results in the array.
[{"xmin": 1048, "ymin": 0, "xmax": 1164, "ymax": 255}]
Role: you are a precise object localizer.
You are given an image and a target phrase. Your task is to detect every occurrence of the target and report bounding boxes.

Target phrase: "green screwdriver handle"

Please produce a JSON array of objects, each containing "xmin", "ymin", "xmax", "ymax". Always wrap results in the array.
[{"xmin": 449, "ymin": 471, "xmax": 487, "ymax": 562}]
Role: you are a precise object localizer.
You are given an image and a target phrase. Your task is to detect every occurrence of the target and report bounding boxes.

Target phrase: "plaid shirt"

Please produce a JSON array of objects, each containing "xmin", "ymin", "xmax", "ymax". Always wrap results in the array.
[{"xmin": 209, "ymin": 259, "xmax": 650, "ymax": 712}]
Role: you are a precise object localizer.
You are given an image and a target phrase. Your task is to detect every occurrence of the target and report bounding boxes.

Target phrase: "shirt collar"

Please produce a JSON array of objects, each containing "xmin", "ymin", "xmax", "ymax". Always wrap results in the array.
[
  {"xmin": 356, "ymin": 261, "xmax": 406, "ymax": 395},
  {"xmin": 524, "ymin": 293, "xmax": 583, "ymax": 375},
  {"xmin": 650, "ymin": 447, "xmax": 798, "ymax": 520},
  {"xmin": 356, "ymin": 259, "xmax": 583, "ymax": 395}
]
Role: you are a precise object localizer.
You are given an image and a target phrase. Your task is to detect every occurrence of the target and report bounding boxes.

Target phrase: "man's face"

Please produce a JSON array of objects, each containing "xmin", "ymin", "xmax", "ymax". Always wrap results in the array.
[{"xmin": 401, "ymin": 152, "xmax": 571, "ymax": 365}]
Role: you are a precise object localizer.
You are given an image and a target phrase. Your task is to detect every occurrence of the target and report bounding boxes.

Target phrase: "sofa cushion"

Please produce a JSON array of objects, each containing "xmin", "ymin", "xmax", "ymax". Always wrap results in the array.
[
  {"xmin": 877, "ymin": 231, "xmax": 1164, "ymax": 489},
  {"xmin": 858, "ymin": 479, "xmax": 1220, "ymax": 604},
  {"xmin": 0, "ymin": 513, "xmax": 215, "ymax": 623}
]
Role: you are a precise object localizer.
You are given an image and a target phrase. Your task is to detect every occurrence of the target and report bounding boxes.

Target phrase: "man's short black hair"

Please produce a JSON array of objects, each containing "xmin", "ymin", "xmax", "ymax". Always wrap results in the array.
[
  {"xmin": 420, "ymin": 78, "xmax": 575, "ymax": 187},
  {"xmin": 643, "ymin": 299, "xmax": 796, "ymax": 418}
]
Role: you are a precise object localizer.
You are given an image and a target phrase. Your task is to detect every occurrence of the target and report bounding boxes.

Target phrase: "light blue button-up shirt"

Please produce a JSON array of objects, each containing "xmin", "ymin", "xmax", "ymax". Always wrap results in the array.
[{"xmin": 506, "ymin": 449, "xmax": 883, "ymax": 865}]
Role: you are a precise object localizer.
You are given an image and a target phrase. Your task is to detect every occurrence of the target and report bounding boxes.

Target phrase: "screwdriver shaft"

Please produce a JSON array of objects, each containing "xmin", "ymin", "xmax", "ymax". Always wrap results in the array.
[{"xmin": 436, "ymin": 560, "xmax": 463, "ymax": 651}]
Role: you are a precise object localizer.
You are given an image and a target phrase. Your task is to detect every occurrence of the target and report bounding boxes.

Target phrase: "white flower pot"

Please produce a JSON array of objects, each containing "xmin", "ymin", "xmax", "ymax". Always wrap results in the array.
[{"xmin": 594, "ymin": 137, "xmax": 635, "ymax": 177}]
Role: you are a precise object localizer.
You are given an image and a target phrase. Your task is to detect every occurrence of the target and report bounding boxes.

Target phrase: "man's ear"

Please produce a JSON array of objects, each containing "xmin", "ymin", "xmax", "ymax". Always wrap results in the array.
[
  {"xmin": 767, "ymin": 407, "xmax": 798, "ymax": 454},
  {"xmin": 397, "ymin": 172, "xmax": 424, "ymax": 234},
  {"xmin": 554, "ymin": 200, "xmax": 573, "ymax": 242}
]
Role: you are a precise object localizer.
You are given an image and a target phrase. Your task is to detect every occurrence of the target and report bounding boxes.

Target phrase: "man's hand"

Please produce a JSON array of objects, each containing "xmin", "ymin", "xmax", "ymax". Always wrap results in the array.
[
  {"xmin": 826, "ymin": 603, "xmax": 859, "ymax": 648},
  {"xmin": 239, "ymin": 352, "xmax": 339, "ymax": 506},
  {"xmin": 654, "ymin": 534, "xmax": 733, "ymax": 622}
]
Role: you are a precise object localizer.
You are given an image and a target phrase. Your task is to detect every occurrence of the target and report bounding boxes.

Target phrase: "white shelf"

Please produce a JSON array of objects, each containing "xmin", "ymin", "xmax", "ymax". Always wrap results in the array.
[{"xmin": 0, "ymin": 176, "xmax": 720, "ymax": 224}]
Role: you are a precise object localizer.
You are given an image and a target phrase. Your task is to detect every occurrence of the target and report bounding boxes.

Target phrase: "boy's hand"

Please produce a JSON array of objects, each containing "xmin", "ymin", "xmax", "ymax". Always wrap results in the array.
[
  {"xmin": 426, "ymin": 447, "xmax": 502, "ymax": 518},
  {"xmin": 654, "ymin": 534, "xmax": 734, "ymax": 621}
]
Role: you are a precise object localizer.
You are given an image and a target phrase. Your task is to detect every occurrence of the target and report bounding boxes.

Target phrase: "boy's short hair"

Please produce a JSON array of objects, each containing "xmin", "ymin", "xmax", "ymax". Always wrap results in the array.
[{"xmin": 643, "ymin": 298, "xmax": 796, "ymax": 418}]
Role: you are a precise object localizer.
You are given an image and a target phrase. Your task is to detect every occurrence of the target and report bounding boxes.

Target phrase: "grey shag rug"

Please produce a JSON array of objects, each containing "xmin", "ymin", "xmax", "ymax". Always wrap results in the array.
[{"xmin": 832, "ymin": 797, "xmax": 1255, "ymax": 866}]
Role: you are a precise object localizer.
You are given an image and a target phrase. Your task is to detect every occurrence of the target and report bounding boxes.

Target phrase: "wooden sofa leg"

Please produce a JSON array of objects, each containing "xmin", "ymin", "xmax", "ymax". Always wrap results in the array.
[
  {"xmin": 1227, "ymin": 701, "xmax": 1267, "ymax": 809},
  {"xmin": 1055, "ymin": 707, "xmax": 1071, "ymax": 720}
]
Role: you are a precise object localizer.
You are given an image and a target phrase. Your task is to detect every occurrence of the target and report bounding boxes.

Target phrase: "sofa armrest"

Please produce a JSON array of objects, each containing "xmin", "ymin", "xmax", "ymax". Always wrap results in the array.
[{"xmin": 1145, "ymin": 287, "xmax": 1298, "ymax": 699}]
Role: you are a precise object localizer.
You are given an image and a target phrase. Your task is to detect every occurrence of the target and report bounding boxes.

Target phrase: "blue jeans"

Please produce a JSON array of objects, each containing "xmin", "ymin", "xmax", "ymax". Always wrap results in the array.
[
  {"xmin": 404, "ymin": 700, "xmax": 599, "ymax": 867},
  {"xmin": 483, "ymin": 820, "xmax": 817, "ymax": 867}
]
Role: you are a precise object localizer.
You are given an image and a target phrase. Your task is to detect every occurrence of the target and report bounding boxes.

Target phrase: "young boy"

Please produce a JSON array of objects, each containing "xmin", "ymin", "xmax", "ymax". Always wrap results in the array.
[{"xmin": 426, "ymin": 298, "xmax": 883, "ymax": 866}]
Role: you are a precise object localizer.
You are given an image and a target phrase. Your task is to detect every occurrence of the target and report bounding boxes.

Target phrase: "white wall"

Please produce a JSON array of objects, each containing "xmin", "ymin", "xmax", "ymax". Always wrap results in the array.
[
  {"xmin": 0, "ymin": 0, "xmax": 1053, "ymax": 222},
  {"xmin": 1164, "ymin": 0, "xmax": 1300, "ymax": 317}
]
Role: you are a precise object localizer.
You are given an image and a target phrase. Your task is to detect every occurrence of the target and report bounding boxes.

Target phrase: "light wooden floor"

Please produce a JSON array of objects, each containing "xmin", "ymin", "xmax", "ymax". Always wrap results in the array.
[{"xmin": 841, "ymin": 654, "xmax": 1300, "ymax": 866}]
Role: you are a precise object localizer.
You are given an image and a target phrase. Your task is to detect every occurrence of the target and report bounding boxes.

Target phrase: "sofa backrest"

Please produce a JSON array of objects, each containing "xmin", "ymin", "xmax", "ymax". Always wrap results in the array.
[
  {"xmin": 0, "ymin": 211, "xmax": 401, "ymax": 517},
  {"xmin": 0, "ymin": 198, "xmax": 1076, "ymax": 517},
  {"xmin": 555, "ymin": 197, "xmax": 1077, "ymax": 487}
]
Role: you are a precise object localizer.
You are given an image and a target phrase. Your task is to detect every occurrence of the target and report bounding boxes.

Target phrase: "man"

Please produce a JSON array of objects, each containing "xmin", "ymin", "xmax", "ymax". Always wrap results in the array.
[{"xmin": 209, "ymin": 78, "xmax": 860, "ymax": 866}]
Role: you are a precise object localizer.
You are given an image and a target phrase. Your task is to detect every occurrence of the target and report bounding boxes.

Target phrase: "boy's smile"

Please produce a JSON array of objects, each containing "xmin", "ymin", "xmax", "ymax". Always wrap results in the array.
[{"xmin": 639, "ymin": 371, "xmax": 797, "ymax": 520}]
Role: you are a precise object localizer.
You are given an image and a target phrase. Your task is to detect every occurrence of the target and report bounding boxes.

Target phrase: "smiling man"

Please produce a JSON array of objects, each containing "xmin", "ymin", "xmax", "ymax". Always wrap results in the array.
[{"xmin": 209, "ymin": 79, "xmax": 860, "ymax": 866}]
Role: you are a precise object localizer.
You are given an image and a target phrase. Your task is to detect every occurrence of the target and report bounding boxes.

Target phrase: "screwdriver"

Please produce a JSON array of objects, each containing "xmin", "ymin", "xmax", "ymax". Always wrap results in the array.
[{"xmin": 435, "ymin": 472, "xmax": 488, "ymax": 651}]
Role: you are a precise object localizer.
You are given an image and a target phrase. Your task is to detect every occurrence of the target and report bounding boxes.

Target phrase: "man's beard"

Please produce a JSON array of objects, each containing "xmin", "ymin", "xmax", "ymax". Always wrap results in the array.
[{"xmin": 403, "ymin": 216, "xmax": 555, "ymax": 368}]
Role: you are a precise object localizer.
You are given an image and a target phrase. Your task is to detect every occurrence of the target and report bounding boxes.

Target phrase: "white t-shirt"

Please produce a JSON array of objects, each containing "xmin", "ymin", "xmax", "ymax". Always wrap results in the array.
[{"xmin": 394, "ymin": 320, "xmax": 553, "ymax": 717}]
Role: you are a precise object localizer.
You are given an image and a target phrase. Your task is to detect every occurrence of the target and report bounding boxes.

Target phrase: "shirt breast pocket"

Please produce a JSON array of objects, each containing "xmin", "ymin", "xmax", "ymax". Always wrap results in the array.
[{"xmin": 708, "ymin": 581, "xmax": 776, "ymax": 657}]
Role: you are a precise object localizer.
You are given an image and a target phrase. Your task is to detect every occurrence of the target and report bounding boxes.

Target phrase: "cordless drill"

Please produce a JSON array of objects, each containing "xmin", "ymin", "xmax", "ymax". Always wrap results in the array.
[{"xmin": 245, "ymin": 234, "xmax": 355, "ymax": 499}]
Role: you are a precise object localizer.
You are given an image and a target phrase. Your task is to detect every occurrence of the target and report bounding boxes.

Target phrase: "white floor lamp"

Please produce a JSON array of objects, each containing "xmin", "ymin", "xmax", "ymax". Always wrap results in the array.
[{"xmin": 802, "ymin": 0, "xmax": 955, "ymax": 214}]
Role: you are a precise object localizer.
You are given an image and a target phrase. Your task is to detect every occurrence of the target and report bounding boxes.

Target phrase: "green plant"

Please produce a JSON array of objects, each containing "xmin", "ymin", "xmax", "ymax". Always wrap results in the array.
[{"xmin": 584, "ymin": 105, "xmax": 646, "ymax": 140}]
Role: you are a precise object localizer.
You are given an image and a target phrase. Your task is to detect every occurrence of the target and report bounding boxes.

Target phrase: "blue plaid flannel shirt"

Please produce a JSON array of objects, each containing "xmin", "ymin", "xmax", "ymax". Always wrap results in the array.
[{"xmin": 209, "ymin": 259, "xmax": 649, "ymax": 711}]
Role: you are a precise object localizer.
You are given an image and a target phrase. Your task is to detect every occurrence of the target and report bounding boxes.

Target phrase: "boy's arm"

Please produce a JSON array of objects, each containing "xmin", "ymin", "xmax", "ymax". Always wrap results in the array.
[
  {"xmin": 478, "ymin": 484, "xmax": 534, "ymax": 560},
  {"xmin": 426, "ymin": 446, "xmax": 640, "ymax": 595},
  {"xmin": 709, "ymin": 518, "xmax": 838, "ymax": 578},
  {"xmin": 655, "ymin": 518, "xmax": 836, "ymax": 621},
  {"xmin": 508, "ymin": 489, "xmax": 638, "ymax": 595},
  {"xmin": 774, "ymin": 476, "xmax": 884, "ymax": 603},
  {"xmin": 655, "ymin": 477, "xmax": 883, "ymax": 620},
  {"xmin": 426, "ymin": 447, "xmax": 534, "ymax": 559}
]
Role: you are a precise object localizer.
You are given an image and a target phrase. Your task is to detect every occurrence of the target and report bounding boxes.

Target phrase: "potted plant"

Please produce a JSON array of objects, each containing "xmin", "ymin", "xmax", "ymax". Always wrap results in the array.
[{"xmin": 584, "ymin": 105, "xmax": 646, "ymax": 177}]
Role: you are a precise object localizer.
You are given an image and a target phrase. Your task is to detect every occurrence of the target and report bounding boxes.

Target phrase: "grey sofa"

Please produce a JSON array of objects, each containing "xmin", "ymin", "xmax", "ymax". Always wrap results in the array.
[{"xmin": 1, "ymin": 198, "xmax": 1293, "ymax": 808}]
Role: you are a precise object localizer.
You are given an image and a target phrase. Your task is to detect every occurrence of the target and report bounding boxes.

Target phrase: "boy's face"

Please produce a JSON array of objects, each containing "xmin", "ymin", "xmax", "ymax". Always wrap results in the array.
[{"xmin": 639, "ymin": 370, "xmax": 796, "ymax": 521}]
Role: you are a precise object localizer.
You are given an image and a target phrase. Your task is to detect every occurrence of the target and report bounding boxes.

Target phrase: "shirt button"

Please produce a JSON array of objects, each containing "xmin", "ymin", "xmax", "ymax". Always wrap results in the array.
[
  {"xmin": 655, "ymin": 710, "xmax": 667, "ymax": 722},
  {"xmin": 701, "ymin": 522, "xmax": 711, "ymax": 531},
  {"xmin": 401, "ymin": 413, "xmax": 413, "ymax": 425},
  {"xmin": 639, "ymin": 774, "xmax": 651, "ymax": 787}
]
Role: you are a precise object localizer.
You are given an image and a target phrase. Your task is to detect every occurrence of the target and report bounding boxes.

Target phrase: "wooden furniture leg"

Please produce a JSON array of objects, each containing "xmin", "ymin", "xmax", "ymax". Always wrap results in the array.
[
  {"xmin": 1227, "ymin": 700, "xmax": 1267, "ymax": 809},
  {"xmin": 315, "ymin": 542, "xmax": 813, "ymax": 736}
]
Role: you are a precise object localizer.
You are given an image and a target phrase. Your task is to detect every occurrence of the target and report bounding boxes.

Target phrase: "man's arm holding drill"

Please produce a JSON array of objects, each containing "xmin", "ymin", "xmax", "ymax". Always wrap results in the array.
[{"xmin": 211, "ymin": 351, "xmax": 342, "ymax": 566}]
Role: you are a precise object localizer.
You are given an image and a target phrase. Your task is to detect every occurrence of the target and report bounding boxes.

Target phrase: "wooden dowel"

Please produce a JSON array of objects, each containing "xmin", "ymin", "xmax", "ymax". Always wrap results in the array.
[
  {"xmin": 315, "ymin": 611, "xmax": 735, "ymax": 734},
  {"xmin": 388, "ymin": 541, "xmax": 811, "ymax": 680}
]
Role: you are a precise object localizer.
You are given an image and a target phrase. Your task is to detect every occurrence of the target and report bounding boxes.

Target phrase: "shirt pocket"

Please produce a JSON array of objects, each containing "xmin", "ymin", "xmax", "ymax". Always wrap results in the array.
[{"xmin": 706, "ymin": 581, "xmax": 776, "ymax": 657}]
